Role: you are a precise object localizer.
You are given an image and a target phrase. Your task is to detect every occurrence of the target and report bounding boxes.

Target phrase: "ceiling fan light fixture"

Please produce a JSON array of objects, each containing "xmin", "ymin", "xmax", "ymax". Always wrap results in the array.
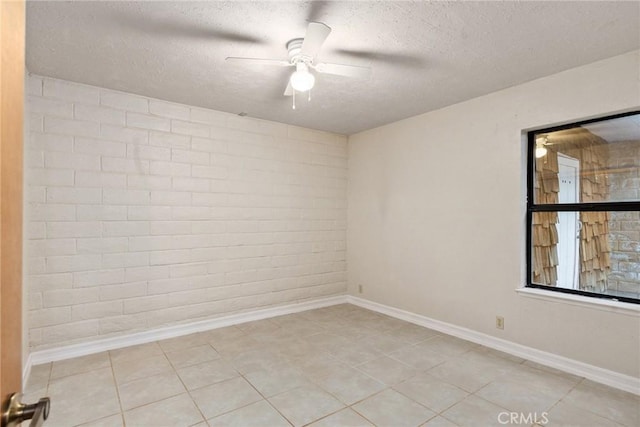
[{"xmin": 290, "ymin": 63, "xmax": 315, "ymax": 92}]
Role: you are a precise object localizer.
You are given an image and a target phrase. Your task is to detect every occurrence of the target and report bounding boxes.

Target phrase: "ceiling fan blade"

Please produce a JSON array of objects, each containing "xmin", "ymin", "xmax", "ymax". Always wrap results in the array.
[
  {"xmin": 307, "ymin": 1, "xmax": 330, "ymax": 22},
  {"xmin": 284, "ymin": 81, "xmax": 293, "ymax": 97},
  {"xmin": 335, "ymin": 49, "xmax": 426, "ymax": 68},
  {"xmin": 300, "ymin": 22, "xmax": 331, "ymax": 59},
  {"xmin": 315, "ymin": 62, "xmax": 371, "ymax": 79},
  {"xmin": 109, "ymin": 11, "xmax": 265, "ymax": 45},
  {"xmin": 225, "ymin": 57, "xmax": 291, "ymax": 67}
]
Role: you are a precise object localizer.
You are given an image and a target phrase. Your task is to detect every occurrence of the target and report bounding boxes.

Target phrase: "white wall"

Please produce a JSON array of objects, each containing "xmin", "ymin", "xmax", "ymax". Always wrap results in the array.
[
  {"xmin": 25, "ymin": 75, "xmax": 347, "ymax": 351},
  {"xmin": 348, "ymin": 51, "xmax": 640, "ymax": 377}
]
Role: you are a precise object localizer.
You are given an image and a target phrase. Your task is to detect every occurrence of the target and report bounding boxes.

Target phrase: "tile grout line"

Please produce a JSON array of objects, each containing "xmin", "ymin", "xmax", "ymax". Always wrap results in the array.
[
  {"xmin": 236, "ymin": 370, "xmax": 295, "ymax": 427},
  {"xmin": 547, "ymin": 377, "xmax": 628, "ymax": 425},
  {"xmin": 171, "ymin": 329, "xmax": 282, "ymax": 425},
  {"xmin": 109, "ymin": 342, "xmax": 188, "ymax": 423},
  {"xmin": 108, "ymin": 349, "xmax": 127, "ymax": 426},
  {"xmin": 191, "ymin": 309, "xmax": 375, "ymax": 425},
  {"xmin": 275, "ymin": 308, "xmax": 437, "ymax": 425},
  {"xmin": 215, "ymin": 320, "xmax": 329, "ymax": 426},
  {"xmin": 160, "ymin": 339, "xmax": 209, "ymax": 426}
]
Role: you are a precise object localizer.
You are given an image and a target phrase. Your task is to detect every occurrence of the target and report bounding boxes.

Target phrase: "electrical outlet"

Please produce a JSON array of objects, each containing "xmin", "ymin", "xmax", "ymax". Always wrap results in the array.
[
  {"xmin": 496, "ymin": 316, "xmax": 504, "ymax": 330},
  {"xmin": 358, "ymin": 284, "xmax": 363, "ymax": 294}
]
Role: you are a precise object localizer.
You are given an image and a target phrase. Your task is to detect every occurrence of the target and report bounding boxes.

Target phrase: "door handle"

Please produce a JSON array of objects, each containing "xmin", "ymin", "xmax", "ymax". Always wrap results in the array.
[{"xmin": 2, "ymin": 393, "xmax": 50, "ymax": 427}]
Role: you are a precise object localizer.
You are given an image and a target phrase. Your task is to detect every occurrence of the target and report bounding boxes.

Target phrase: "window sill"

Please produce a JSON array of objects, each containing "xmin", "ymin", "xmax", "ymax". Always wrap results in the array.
[{"xmin": 516, "ymin": 287, "xmax": 640, "ymax": 317}]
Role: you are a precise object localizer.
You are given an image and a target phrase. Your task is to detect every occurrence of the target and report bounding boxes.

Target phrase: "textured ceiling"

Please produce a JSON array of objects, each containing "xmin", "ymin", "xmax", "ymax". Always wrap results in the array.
[{"xmin": 26, "ymin": 1, "xmax": 639, "ymax": 135}]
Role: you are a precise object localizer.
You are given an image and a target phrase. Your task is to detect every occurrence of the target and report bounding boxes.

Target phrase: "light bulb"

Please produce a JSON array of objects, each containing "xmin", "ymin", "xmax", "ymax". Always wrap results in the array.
[
  {"xmin": 290, "ymin": 63, "xmax": 315, "ymax": 92},
  {"xmin": 535, "ymin": 136, "xmax": 548, "ymax": 158},
  {"xmin": 535, "ymin": 146, "xmax": 548, "ymax": 158}
]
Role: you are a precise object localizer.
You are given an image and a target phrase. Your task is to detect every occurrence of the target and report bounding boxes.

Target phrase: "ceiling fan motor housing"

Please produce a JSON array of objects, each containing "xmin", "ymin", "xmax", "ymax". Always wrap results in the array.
[{"xmin": 287, "ymin": 39, "xmax": 309, "ymax": 65}]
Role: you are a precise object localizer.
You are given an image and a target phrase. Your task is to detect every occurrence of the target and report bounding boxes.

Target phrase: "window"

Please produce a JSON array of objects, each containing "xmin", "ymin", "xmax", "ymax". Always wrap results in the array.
[{"xmin": 526, "ymin": 111, "xmax": 640, "ymax": 304}]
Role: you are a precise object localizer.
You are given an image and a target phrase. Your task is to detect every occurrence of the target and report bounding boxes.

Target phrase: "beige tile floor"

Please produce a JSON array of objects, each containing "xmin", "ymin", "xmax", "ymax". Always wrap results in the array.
[{"xmin": 23, "ymin": 304, "xmax": 639, "ymax": 427}]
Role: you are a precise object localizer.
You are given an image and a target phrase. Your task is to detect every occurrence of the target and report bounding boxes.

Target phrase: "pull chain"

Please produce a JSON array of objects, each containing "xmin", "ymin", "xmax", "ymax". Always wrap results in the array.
[{"xmin": 292, "ymin": 90, "xmax": 296, "ymax": 110}]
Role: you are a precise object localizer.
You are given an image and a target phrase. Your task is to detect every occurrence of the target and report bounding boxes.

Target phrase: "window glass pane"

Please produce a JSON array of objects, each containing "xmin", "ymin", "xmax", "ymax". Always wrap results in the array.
[
  {"xmin": 531, "ymin": 211, "xmax": 639, "ymax": 300},
  {"xmin": 533, "ymin": 113, "xmax": 640, "ymax": 204}
]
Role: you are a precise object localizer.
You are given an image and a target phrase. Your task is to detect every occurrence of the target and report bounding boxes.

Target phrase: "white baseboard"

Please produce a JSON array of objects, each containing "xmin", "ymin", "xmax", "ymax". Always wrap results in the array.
[
  {"xmin": 25, "ymin": 293, "xmax": 638, "ymax": 395},
  {"xmin": 26, "ymin": 295, "xmax": 348, "ymax": 369},
  {"xmin": 347, "ymin": 296, "xmax": 640, "ymax": 395}
]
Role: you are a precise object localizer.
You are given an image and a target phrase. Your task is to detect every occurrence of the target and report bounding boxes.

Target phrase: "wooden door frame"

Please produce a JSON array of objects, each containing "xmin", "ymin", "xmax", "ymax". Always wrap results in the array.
[{"xmin": 1, "ymin": 0, "xmax": 26, "ymax": 407}]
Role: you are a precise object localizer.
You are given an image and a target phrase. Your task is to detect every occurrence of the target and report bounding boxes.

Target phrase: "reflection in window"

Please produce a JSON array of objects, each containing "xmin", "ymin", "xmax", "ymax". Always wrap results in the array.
[{"xmin": 528, "ymin": 112, "xmax": 640, "ymax": 302}]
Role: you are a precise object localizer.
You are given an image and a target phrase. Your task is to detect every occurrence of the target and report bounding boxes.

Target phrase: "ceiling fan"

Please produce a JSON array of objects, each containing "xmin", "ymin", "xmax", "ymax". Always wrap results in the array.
[{"xmin": 226, "ymin": 22, "xmax": 371, "ymax": 108}]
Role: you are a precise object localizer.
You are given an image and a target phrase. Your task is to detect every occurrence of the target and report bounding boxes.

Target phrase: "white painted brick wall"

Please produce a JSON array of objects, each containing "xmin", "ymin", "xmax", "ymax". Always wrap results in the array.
[{"xmin": 26, "ymin": 74, "xmax": 348, "ymax": 350}]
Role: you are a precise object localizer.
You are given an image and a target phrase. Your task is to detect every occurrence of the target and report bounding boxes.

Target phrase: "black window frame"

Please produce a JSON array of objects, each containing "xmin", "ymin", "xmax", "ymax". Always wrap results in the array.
[{"xmin": 526, "ymin": 110, "xmax": 640, "ymax": 304}]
